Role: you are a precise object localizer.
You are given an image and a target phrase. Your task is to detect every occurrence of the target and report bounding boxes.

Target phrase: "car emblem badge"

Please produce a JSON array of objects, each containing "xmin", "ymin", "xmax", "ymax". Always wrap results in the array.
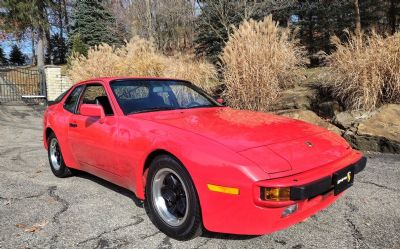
[
  {"xmin": 305, "ymin": 141, "xmax": 313, "ymax": 147},
  {"xmin": 347, "ymin": 172, "xmax": 352, "ymax": 182}
]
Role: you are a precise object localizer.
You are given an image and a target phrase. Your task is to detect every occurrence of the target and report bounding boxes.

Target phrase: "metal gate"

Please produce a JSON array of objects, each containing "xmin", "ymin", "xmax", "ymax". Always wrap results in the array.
[{"xmin": 0, "ymin": 66, "xmax": 46, "ymax": 103}]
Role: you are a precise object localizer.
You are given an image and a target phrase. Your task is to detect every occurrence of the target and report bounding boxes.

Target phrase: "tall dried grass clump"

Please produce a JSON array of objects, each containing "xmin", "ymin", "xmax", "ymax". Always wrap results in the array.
[
  {"xmin": 164, "ymin": 54, "xmax": 218, "ymax": 93},
  {"xmin": 68, "ymin": 37, "xmax": 218, "ymax": 93},
  {"xmin": 220, "ymin": 15, "xmax": 305, "ymax": 111},
  {"xmin": 328, "ymin": 31, "xmax": 400, "ymax": 110}
]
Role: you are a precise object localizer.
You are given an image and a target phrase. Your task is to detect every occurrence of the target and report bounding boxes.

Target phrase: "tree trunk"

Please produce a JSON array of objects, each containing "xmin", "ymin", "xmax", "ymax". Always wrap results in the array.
[
  {"xmin": 353, "ymin": 0, "xmax": 361, "ymax": 37},
  {"xmin": 62, "ymin": 0, "xmax": 70, "ymax": 33},
  {"xmin": 308, "ymin": 12, "xmax": 314, "ymax": 54},
  {"xmin": 31, "ymin": 29, "xmax": 36, "ymax": 66},
  {"xmin": 145, "ymin": 0, "xmax": 153, "ymax": 39},
  {"xmin": 37, "ymin": 28, "xmax": 45, "ymax": 68},
  {"xmin": 37, "ymin": 1, "xmax": 46, "ymax": 68},
  {"xmin": 58, "ymin": 0, "xmax": 65, "ymax": 64},
  {"xmin": 389, "ymin": 0, "xmax": 396, "ymax": 35}
]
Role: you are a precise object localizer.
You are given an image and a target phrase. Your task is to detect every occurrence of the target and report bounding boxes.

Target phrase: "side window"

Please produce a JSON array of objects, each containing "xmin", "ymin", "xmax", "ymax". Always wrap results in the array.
[
  {"xmin": 63, "ymin": 85, "xmax": 84, "ymax": 113},
  {"xmin": 54, "ymin": 87, "xmax": 71, "ymax": 103},
  {"xmin": 80, "ymin": 84, "xmax": 114, "ymax": 116}
]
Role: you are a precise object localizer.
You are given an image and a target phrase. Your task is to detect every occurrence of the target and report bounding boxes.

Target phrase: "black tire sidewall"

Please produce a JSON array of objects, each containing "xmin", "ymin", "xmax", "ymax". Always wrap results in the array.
[
  {"xmin": 145, "ymin": 155, "xmax": 202, "ymax": 240},
  {"xmin": 47, "ymin": 133, "xmax": 71, "ymax": 178}
]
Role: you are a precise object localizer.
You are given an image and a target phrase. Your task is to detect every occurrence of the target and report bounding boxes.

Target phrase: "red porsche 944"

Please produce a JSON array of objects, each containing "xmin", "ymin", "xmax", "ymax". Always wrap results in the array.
[{"xmin": 43, "ymin": 77, "xmax": 366, "ymax": 240}]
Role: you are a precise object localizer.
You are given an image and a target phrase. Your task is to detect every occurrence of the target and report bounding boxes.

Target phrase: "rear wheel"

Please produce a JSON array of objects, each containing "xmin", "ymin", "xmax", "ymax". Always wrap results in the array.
[
  {"xmin": 144, "ymin": 155, "xmax": 202, "ymax": 240},
  {"xmin": 47, "ymin": 133, "xmax": 73, "ymax": 178}
]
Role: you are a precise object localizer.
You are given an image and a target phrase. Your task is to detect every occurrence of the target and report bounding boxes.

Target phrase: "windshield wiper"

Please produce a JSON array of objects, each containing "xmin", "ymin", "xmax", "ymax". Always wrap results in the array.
[
  {"xmin": 181, "ymin": 104, "xmax": 216, "ymax": 109},
  {"xmin": 127, "ymin": 107, "xmax": 177, "ymax": 115}
]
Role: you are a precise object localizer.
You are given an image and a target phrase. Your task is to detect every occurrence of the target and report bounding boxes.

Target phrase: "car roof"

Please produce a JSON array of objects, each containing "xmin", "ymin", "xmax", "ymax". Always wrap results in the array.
[{"xmin": 76, "ymin": 76, "xmax": 184, "ymax": 85}]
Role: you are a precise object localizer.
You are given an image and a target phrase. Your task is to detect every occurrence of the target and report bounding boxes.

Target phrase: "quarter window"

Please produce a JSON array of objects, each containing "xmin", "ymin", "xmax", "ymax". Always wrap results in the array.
[{"xmin": 63, "ymin": 85, "xmax": 84, "ymax": 113}]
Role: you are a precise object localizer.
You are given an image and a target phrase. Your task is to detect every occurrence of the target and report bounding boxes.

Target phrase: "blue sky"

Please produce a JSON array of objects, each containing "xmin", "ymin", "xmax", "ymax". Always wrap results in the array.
[
  {"xmin": 1, "ymin": 39, "xmax": 32, "ymax": 58},
  {"xmin": 1, "ymin": 24, "xmax": 67, "ymax": 58}
]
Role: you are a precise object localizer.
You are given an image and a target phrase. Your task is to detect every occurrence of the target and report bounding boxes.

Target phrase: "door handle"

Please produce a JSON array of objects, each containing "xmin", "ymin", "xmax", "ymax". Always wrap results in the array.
[{"xmin": 69, "ymin": 123, "xmax": 78, "ymax": 128}]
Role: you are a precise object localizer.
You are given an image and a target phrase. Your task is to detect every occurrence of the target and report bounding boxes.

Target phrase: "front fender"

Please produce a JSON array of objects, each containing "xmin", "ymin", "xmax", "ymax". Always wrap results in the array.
[{"xmin": 132, "ymin": 128, "xmax": 269, "ymax": 231}]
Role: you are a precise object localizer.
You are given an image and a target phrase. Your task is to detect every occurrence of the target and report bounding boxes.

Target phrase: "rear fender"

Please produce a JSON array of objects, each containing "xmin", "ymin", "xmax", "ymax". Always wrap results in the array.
[{"xmin": 44, "ymin": 106, "xmax": 79, "ymax": 169}]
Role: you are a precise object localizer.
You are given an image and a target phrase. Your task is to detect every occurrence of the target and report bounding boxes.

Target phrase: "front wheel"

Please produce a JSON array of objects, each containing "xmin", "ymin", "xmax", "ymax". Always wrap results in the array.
[{"xmin": 144, "ymin": 155, "xmax": 202, "ymax": 240}]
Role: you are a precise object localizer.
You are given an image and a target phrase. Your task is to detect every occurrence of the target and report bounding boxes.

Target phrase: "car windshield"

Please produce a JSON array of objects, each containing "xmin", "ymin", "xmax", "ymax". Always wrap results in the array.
[{"xmin": 110, "ymin": 79, "xmax": 221, "ymax": 115}]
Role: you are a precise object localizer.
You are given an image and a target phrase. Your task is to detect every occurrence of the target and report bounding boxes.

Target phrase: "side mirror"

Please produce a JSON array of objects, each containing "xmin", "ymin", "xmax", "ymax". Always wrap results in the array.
[
  {"xmin": 80, "ymin": 104, "xmax": 105, "ymax": 119},
  {"xmin": 216, "ymin": 98, "xmax": 223, "ymax": 104}
]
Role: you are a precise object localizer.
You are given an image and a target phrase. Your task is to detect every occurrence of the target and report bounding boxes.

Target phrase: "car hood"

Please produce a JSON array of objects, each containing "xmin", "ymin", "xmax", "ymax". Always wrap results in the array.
[
  {"xmin": 134, "ymin": 107, "xmax": 328, "ymax": 152},
  {"xmin": 134, "ymin": 107, "xmax": 351, "ymax": 174}
]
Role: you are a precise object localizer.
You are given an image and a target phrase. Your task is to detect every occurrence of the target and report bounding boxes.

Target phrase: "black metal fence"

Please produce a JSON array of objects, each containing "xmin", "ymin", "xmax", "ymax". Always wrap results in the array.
[{"xmin": 0, "ymin": 66, "xmax": 46, "ymax": 103}]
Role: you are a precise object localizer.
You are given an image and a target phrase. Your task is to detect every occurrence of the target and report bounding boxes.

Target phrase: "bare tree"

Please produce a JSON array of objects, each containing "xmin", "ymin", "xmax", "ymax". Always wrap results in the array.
[
  {"xmin": 353, "ymin": 0, "xmax": 361, "ymax": 37},
  {"xmin": 388, "ymin": 0, "xmax": 398, "ymax": 35},
  {"xmin": 103, "ymin": 0, "xmax": 133, "ymax": 41},
  {"xmin": 104, "ymin": 0, "xmax": 196, "ymax": 52}
]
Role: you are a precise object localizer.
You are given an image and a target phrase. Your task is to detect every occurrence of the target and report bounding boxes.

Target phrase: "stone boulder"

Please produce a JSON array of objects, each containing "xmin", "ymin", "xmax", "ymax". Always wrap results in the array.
[
  {"xmin": 315, "ymin": 100, "xmax": 342, "ymax": 118},
  {"xmin": 332, "ymin": 110, "xmax": 372, "ymax": 130},
  {"xmin": 277, "ymin": 109, "xmax": 343, "ymax": 135},
  {"xmin": 310, "ymin": 51, "xmax": 328, "ymax": 67},
  {"xmin": 350, "ymin": 104, "xmax": 400, "ymax": 153},
  {"xmin": 270, "ymin": 86, "xmax": 318, "ymax": 111},
  {"xmin": 357, "ymin": 105, "xmax": 400, "ymax": 141}
]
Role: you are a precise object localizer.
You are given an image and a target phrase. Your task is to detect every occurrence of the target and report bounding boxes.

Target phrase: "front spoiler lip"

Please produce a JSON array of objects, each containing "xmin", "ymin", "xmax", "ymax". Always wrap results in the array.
[{"xmin": 289, "ymin": 156, "xmax": 367, "ymax": 201}]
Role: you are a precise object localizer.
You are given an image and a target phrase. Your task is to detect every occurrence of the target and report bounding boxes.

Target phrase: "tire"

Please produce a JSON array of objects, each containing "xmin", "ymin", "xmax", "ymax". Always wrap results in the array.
[
  {"xmin": 47, "ymin": 133, "xmax": 73, "ymax": 178},
  {"xmin": 144, "ymin": 155, "xmax": 202, "ymax": 240}
]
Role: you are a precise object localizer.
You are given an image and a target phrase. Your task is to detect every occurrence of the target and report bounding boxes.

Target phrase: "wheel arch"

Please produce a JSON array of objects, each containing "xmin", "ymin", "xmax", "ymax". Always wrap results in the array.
[
  {"xmin": 44, "ymin": 127, "xmax": 55, "ymax": 149},
  {"xmin": 137, "ymin": 148, "xmax": 190, "ymax": 200}
]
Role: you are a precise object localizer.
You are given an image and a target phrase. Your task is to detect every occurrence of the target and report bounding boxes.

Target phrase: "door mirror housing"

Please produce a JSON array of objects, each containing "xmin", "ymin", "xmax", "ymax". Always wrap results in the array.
[{"xmin": 80, "ymin": 104, "xmax": 105, "ymax": 119}]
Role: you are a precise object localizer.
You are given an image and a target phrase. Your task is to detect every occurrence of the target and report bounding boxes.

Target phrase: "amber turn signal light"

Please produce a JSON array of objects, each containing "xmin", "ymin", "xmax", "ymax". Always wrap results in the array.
[
  {"xmin": 261, "ymin": 187, "xmax": 291, "ymax": 201},
  {"xmin": 207, "ymin": 184, "xmax": 240, "ymax": 195}
]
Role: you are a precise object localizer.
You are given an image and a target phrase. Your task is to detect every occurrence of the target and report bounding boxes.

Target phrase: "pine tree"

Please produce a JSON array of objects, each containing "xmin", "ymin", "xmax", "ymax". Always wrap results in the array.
[
  {"xmin": 71, "ymin": 34, "xmax": 88, "ymax": 56},
  {"xmin": 294, "ymin": 0, "xmax": 355, "ymax": 55},
  {"xmin": 70, "ymin": 0, "xmax": 123, "ymax": 55},
  {"xmin": 0, "ymin": 0, "xmax": 55, "ymax": 67},
  {"xmin": 0, "ymin": 46, "xmax": 8, "ymax": 66},
  {"xmin": 46, "ymin": 33, "xmax": 67, "ymax": 64},
  {"xmin": 194, "ymin": 1, "xmax": 248, "ymax": 63},
  {"xmin": 9, "ymin": 45, "xmax": 25, "ymax": 66},
  {"xmin": 194, "ymin": 0, "xmax": 295, "ymax": 63},
  {"xmin": 360, "ymin": 0, "xmax": 400, "ymax": 35}
]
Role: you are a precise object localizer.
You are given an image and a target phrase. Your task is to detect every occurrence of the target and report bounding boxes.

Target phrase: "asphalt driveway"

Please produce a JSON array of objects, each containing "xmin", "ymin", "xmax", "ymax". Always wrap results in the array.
[{"xmin": 0, "ymin": 104, "xmax": 399, "ymax": 249}]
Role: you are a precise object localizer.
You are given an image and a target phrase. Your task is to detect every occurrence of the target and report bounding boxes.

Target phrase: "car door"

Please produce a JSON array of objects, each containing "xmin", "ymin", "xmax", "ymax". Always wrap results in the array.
[{"xmin": 67, "ymin": 83, "xmax": 120, "ymax": 175}]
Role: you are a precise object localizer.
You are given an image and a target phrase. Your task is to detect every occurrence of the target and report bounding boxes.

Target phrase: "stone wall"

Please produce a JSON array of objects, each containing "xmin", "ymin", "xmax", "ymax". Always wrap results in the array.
[{"xmin": 44, "ymin": 66, "xmax": 73, "ymax": 101}]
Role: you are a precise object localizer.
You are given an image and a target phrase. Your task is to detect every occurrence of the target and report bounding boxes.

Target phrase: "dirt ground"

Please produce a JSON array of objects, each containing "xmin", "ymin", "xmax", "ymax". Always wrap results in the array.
[{"xmin": 0, "ymin": 104, "xmax": 399, "ymax": 249}]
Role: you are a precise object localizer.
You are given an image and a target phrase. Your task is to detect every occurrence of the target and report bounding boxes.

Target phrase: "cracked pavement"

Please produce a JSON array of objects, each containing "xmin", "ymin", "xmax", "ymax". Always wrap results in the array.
[{"xmin": 0, "ymin": 104, "xmax": 399, "ymax": 249}]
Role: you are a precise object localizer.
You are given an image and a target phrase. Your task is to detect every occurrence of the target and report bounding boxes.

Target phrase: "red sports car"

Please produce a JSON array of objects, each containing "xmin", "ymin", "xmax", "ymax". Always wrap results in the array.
[{"xmin": 43, "ymin": 77, "xmax": 366, "ymax": 240}]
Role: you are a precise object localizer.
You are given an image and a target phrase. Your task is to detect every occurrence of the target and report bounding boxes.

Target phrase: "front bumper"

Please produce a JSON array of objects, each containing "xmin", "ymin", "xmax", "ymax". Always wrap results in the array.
[
  {"xmin": 201, "ymin": 151, "xmax": 365, "ymax": 235},
  {"xmin": 289, "ymin": 156, "xmax": 367, "ymax": 201}
]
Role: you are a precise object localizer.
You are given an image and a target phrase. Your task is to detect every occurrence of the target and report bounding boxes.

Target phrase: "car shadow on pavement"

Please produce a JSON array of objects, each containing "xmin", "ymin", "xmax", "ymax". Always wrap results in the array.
[
  {"xmin": 74, "ymin": 171, "xmax": 144, "ymax": 208},
  {"xmin": 73, "ymin": 171, "xmax": 261, "ymax": 241},
  {"xmin": 201, "ymin": 231, "xmax": 259, "ymax": 240}
]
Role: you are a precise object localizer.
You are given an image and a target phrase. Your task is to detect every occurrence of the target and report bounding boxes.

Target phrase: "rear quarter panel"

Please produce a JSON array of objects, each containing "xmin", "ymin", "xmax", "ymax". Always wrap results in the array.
[{"xmin": 44, "ymin": 103, "xmax": 79, "ymax": 169}]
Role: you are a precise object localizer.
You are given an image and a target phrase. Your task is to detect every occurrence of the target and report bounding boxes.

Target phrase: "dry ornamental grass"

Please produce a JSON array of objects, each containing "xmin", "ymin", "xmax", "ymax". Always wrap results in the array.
[
  {"xmin": 68, "ymin": 37, "xmax": 218, "ymax": 94},
  {"xmin": 220, "ymin": 15, "xmax": 305, "ymax": 112},
  {"xmin": 327, "ymin": 31, "xmax": 400, "ymax": 110}
]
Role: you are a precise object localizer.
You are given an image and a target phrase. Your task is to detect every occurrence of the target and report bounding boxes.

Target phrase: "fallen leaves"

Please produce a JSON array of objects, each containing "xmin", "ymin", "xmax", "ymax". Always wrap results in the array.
[{"xmin": 15, "ymin": 221, "xmax": 49, "ymax": 233}]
